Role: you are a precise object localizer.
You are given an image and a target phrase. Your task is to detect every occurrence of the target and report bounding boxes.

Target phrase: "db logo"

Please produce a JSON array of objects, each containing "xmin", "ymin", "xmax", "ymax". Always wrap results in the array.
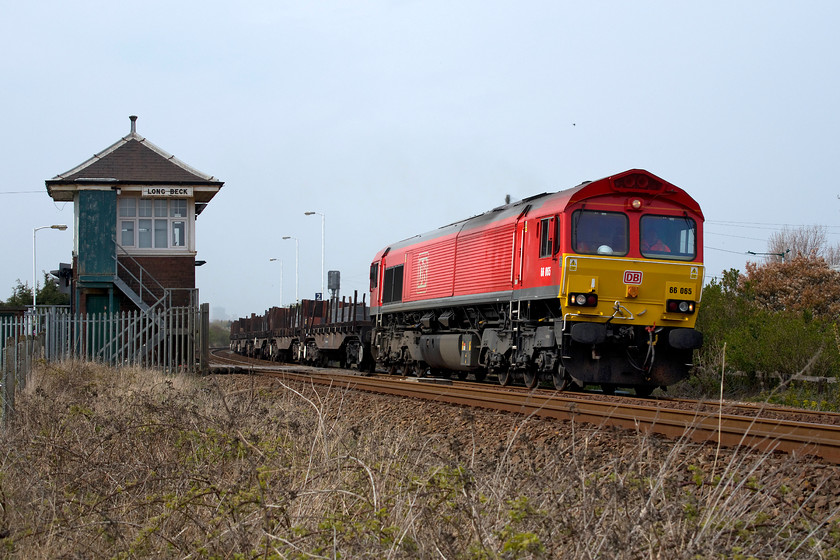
[{"xmin": 623, "ymin": 270, "xmax": 643, "ymax": 285}]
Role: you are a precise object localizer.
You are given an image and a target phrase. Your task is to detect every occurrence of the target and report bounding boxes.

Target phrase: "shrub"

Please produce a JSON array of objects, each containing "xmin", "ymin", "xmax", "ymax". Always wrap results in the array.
[{"xmin": 691, "ymin": 267, "xmax": 840, "ymax": 405}]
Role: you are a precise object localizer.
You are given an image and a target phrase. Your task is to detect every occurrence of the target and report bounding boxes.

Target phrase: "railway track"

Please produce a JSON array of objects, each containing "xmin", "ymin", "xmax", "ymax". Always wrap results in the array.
[{"xmin": 210, "ymin": 349, "xmax": 840, "ymax": 464}]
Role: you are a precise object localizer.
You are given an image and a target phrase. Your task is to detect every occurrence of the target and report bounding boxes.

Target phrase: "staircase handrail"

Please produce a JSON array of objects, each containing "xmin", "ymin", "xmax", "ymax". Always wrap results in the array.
[{"xmin": 113, "ymin": 237, "xmax": 167, "ymax": 309}]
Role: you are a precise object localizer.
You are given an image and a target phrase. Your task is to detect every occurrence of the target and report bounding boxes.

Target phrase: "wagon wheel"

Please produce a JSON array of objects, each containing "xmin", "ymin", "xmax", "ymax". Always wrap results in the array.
[
  {"xmin": 497, "ymin": 367, "xmax": 513, "ymax": 386},
  {"xmin": 473, "ymin": 370, "xmax": 487, "ymax": 383},
  {"xmin": 402, "ymin": 362, "xmax": 415, "ymax": 377},
  {"xmin": 457, "ymin": 371, "xmax": 469, "ymax": 381},
  {"xmin": 523, "ymin": 367, "xmax": 539, "ymax": 389},
  {"xmin": 552, "ymin": 366, "xmax": 569, "ymax": 391},
  {"xmin": 601, "ymin": 383, "xmax": 616, "ymax": 395},
  {"xmin": 388, "ymin": 363, "xmax": 398, "ymax": 376}
]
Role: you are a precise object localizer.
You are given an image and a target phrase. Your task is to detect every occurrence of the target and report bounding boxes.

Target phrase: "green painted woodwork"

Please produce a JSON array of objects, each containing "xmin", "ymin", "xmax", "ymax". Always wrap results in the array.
[
  {"xmin": 85, "ymin": 294, "xmax": 115, "ymax": 314},
  {"xmin": 76, "ymin": 190, "xmax": 117, "ymax": 282}
]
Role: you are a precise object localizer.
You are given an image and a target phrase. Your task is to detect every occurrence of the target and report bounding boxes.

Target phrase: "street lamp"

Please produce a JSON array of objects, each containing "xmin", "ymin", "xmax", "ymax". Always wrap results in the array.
[
  {"xmin": 33, "ymin": 224, "xmax": 68, "ymax": 313},
  {"xmin": 746, "ymin": 249, "xmax": 790, "ymax": 263},
  {"xmin": 282, "ymin": 236, "xmax": 299, "ymax": 303},
  {"xmin": 304, "ymin": 211, "xmax": 325, "ymax": 298},
  {"xmin": 268, "ymin": 258, "xmax": 283, "ymax": 306}
]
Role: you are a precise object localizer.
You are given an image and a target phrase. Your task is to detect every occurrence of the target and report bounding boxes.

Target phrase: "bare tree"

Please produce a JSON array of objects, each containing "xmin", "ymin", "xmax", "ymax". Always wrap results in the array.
[
  {"xmin": 825, "ymin": 244, "xmax": 840, "ymax": 268},
  {"xmin": 766, "ymin": 225, "xmax": 826, "ymax": 262}
]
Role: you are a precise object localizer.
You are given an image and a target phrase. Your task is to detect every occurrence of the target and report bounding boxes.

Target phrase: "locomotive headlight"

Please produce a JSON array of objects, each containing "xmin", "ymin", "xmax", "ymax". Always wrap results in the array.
[
  {"xmin": 626, "ymin": 197, "xmax": 643, "ymax": 211},
  {"xmin": 666, "ymin": 299, "xmax": 696, "ymax": 314},
  {"xmin": 569, "ymin": 293, "xmax": 598, "ymax": 307}
]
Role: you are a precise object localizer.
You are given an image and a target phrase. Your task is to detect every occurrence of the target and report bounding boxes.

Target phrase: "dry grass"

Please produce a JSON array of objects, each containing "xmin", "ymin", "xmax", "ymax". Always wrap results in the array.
[{"xmin": 0, "ymin": 360, "xmax": 838, "ymax": 559}]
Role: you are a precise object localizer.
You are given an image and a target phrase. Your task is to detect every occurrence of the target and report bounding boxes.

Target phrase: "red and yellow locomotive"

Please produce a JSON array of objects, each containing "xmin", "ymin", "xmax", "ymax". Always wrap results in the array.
[{"xmin": 369, "ymin": 169, "xmax": 704, "ymax": 394}]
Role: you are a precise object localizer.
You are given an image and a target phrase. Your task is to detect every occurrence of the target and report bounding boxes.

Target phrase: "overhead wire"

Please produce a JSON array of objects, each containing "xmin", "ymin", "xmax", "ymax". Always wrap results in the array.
[
  {"xmin": 706, "ymin": 220, "xmax": 840, "ymax": 235},
  {"xmin": 705, "ymin": 231, "xmax": 767, "ymax": 242},
  {"xmin": 705, "ymin": 246, "xmax": 751, "ymax": 255}
]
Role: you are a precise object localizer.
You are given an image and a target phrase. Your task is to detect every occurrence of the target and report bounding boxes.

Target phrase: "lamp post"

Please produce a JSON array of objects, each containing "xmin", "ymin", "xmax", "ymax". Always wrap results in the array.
[
  {"xmin": 268, "ymin": 258, "xmax": 283, "ymax": 306},
  {"xmin": 304, "ymin": 211, "xmax": 325, "ymax": 299},
  {"xmin": 33, "ymin": 224, "xmax": 68, "ymax": 313},
  {"xmin": 282, "ymin": 236, "xmax": 299, "ymax": 303}
]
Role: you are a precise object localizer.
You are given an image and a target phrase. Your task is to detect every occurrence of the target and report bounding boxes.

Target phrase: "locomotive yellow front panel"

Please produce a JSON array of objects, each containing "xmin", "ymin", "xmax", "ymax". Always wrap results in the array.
[{"xmin": 561, "ymin": 255, "xmax": 703, "ymax": 328}]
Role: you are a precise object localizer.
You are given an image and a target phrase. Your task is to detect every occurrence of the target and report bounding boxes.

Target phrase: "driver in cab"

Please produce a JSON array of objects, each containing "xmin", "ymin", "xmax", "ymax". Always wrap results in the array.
[{"xmin": 641, "ymin": 226, "xmax": 670, "ymax": 253}]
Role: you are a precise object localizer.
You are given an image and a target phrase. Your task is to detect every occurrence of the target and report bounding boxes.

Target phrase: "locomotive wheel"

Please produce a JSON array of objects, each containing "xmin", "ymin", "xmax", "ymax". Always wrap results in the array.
[
  {"xmin": 635, "ymin": 385, "xmax": 654, "ymax": 398},
  {"xmin": 498, "ymin": 367, "xmax": 513, "ymax": 386},
  {"xmin": 523, "ymin": 368, "xmax": 539, "ymax": 389},
  {"xmin": 552, "ymin": 367, "xmax": 569, "ymax": 391}
]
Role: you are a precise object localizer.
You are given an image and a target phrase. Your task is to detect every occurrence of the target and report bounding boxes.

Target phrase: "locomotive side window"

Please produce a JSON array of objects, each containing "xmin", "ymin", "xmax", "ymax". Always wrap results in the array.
[
  {"xmin": 572, "ymin": 210, "xmax": 628, "ymax": 256},
  {"xmin": 369, "ymin": 262, "xmax": 379, "ymax": 290},
  {"xmin": 640, "ymin": 215, "xmax": 696, "ymax": 260},
  {"xmin": 382, "ymin": 264, "xmax": 404, "ymax": 304},
  {"xmin": 539, "ymin": 218, "xmax": 553, "ymax": 258}
]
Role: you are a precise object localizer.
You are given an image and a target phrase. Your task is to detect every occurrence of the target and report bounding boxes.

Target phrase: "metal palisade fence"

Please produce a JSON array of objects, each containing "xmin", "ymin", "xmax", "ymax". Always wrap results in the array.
[{"xmin": 1, "ymin": 304, "xmax": 210, "ymax": 424}]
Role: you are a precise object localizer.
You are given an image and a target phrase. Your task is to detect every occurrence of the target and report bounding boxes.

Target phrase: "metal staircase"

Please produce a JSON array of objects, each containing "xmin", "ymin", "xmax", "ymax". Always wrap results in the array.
[
  {"xmin": 106, "ymin": 240, "xmax": 188, "ymax": 363},
  {"xmin": 113, "ymin": 240, "xmax": 169, "ymax": 312}
]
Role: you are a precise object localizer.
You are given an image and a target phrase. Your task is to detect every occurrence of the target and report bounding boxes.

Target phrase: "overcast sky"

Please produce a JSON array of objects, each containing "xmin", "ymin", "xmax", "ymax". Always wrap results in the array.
[{"xmin": 2, "ymin": 1, "xmax": 839, "ymax": 320}]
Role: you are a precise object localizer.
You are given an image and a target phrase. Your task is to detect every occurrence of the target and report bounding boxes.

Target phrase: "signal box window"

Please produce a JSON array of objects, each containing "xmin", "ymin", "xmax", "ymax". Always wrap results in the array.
[
  {"xmin": 118, "ymin": 197, "xmax": 190, "ymax": 251},
  {"xmin": 572, "ymin": 210, "xmax": 628, "ymax": 256},
  {"xmin": 640, "ymin": 215, "xmax": 696, "ymax": 260}
]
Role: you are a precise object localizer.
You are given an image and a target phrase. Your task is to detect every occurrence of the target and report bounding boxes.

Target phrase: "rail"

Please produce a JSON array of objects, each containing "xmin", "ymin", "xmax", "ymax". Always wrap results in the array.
[{"xmin": 209, "ymin": 353, "xmax": 840, "ymax": 464}]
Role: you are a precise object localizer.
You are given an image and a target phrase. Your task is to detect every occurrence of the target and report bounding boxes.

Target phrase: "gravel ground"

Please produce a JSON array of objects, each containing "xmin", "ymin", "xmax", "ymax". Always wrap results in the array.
[{"xmin": 216, "ymin": 371, "xmax": 840, "ymax": 519}]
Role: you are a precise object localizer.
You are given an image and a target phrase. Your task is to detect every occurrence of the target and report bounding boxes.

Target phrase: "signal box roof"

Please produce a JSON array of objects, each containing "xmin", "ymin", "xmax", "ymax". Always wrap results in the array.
[{"xmin": 45, "ymin": 116, "xmax": 224, "ymax": 211}]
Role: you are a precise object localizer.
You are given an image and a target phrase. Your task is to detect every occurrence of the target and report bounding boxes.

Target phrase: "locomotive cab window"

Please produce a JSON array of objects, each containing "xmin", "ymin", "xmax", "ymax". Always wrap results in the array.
[
  {"xmin": 539, "ymin": 218, "xmax": 554, "ymax": 258},
  {"xmin": 382, "ymin": 264, "xmax": 404, "ymax": 304},
  {"xmin": 369, "ymin": 262, "xmax": 379, "ymax": 290},
  {"xmin": 572, "ymin": 210, "xmax": 628, "ymax": 256},
  {"xmin": 640, "ymin": 215, "xmax": 697, "ymax": 260}
]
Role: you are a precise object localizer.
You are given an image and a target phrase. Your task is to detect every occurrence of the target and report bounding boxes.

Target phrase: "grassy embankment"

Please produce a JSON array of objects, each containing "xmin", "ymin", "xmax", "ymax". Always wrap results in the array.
[{"xmin": 0, "ymin": 361, "xmax": 838, "ymax": 558}]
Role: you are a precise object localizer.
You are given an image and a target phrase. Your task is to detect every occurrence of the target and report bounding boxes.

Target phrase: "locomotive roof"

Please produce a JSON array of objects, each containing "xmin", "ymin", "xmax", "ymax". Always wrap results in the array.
[{"xmin": 376, "ymin": 169, "xmax": 702, "ymax": 256}]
